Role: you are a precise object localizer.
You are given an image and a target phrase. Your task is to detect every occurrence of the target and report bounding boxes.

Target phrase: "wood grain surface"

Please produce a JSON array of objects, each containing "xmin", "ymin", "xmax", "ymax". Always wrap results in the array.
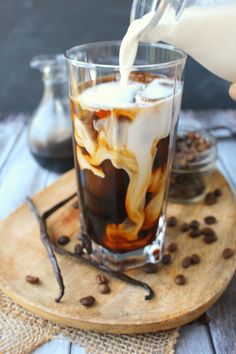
[{"xmin": 0, "ymin": 169, "xmax": 235, "ymax": 334}]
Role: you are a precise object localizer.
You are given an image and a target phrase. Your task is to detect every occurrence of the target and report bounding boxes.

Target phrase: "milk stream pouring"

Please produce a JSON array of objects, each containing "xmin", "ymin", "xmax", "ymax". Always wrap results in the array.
[{"xmin": 120, "ymin": 0, "xmax": 236, "ymax": 84}]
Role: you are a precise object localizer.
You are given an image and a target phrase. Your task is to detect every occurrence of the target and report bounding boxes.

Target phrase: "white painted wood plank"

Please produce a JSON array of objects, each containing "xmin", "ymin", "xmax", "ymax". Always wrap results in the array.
[
  {"xmin": 217, "ymin": 141, "xmax": 236, "ymax": 193},
  {"xmin": 208, "ymin": 275, "xmax": 236, "ymax": 354},
  {"xmin": 33, "ymin": 338, "xmax": 70, "ymax": 354},
  {"xmin": 190, "ymin": 110, "xmax": 236, "ymax": 134},
  {"xmin": 0, "ymin": 128, "xmax": 49, "ymax": 219},
  {"xmin": 0, "ymin": 115, "xmax": 26, "ymax": 171},
  {"xmin": 176, "ymin": 323, "xmax": 214, "ymax": 354},
  {"xmin": 217, "ymin": 159, "xmax": 236, "ymax": 196}
]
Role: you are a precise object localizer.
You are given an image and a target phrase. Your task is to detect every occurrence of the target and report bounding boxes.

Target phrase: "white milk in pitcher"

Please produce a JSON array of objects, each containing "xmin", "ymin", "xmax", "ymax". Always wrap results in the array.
[{"xmin": 120, "ymin": 4, "xmax": 236, "ymax": 83}]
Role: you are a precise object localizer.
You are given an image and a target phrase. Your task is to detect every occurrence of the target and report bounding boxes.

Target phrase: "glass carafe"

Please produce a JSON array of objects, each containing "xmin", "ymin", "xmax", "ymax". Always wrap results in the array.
[
  {"xmin": 28, "ymin": 54, "xmax": 74, "ymax": 172},
  {"xmin": 130, "ymin": 0, "xmax": 236, "ymax": 82}
]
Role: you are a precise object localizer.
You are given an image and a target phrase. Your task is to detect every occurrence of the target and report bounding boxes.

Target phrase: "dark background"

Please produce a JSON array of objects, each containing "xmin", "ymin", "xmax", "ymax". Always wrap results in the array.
[{"xmin": 0, "ymin": 0, "xmax": 234, "ymax": 118}]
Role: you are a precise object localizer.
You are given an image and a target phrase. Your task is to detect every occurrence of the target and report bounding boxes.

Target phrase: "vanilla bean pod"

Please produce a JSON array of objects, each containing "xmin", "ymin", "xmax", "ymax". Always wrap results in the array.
[
  {"xmin": 26, "ymin": 197, "xmax": 65, "ymax": 303},
  {"xmin": 42, "ymin": 192, "xmax": 77, "ymax": 219},
  {"xmin": 27, "ymin": 193, "xmax": 155, "ymax": 302},
  {"xmin": 54, "ymin": 246, "xmax": 154, "ymax": 301}
]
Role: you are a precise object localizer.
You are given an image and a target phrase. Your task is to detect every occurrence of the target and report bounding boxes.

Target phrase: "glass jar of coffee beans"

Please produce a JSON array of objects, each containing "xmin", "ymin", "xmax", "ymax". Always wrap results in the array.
[{"xmin": 169, "ymin": 128, "xmax": 217, "ymax": 203}]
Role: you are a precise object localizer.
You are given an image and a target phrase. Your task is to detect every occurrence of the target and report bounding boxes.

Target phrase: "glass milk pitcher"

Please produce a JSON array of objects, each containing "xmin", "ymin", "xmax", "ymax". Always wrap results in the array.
[{"xmin": 131, "ymin": 0, "xmax": 236, "ymax": 83}]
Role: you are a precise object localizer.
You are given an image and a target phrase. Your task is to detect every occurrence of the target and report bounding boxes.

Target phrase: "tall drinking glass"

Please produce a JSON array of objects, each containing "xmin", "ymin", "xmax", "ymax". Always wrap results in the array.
[{"xmin": 66, "ymin": 41, "xmax": 186, "ymax": 270}]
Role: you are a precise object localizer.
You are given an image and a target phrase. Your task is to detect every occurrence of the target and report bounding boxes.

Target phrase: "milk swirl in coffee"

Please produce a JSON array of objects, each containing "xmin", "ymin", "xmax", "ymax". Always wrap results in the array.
[{"xmin": 71, "ymin": 73, "xmax": 182, "ymax": 252}]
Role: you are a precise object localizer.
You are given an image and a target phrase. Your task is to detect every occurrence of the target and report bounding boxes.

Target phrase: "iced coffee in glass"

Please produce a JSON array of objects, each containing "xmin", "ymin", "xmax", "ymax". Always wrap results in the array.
[{"xmin": 66, "ymin": 41, "xmax": 186, "ymax": 269}]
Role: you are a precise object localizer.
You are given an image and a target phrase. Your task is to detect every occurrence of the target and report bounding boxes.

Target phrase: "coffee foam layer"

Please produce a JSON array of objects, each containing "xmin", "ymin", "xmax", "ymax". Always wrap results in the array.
[{"xmin": 78, "ymin": 79, "xmax": 176, "ymax": 110}]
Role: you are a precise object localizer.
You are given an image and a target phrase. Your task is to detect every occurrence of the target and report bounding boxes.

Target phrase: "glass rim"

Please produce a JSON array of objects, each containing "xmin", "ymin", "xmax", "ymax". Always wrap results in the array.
[{"xmin": 65, "ymin": 40, "xmax": 187, "ymax": 70}]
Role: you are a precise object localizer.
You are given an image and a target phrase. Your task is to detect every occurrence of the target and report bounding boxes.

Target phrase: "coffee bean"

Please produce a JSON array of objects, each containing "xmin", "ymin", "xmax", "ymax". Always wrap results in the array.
[
  {"xmin": 57, "ymin": 235, "xmax": 70, "ymax": 246},
  {"xmin": 175, "ymin": 274, "xmax": 186, "ymax": 285},
  {"xmin": 25, "ymin": 275, "xmax": 40, "ymax": 284},
  {"xmin": 167, "ymin": 216, "xmax": 178, "ymax": 227},
  {"xmin": 191, "ymin": 254, "xmax": 201, "ymax": 265},
  {"xmin": 204, "ymin": 216, "xmax": 217, "ymax": 225},
  {"xmin": 99, "ymin": 284, "xmax": 111, "ymax": 294},
  {"xmin": 167, "ymin": 243, "xmax": 178, "ymax": 253},
  {"xmin": 74, "ymin": 243, "xmax": 83, "ymax": 255},
  {"xmin": 162, "ymin": 254, "xmax": 171, "ymax": 265},
  {"xmin": 189, "ymin": 220, "xmax": 200, "ymax": 230},
  {"xmin": 96, "ymin": 274, "xmax": 108, "ymax": 285},
  {"xmin": 182, "ymin": 256, "xmax": 191, "ymax": 268},
  {"xmin": 205, "ymin": 192, "xmax": 217, "ymax": 205},
  {"xmin": 222, "ymin": 248, "xmax": 234, "ymax": 259},
  {"xmin": 204, "ymin": 233, "xmax": 218, "ymax": 244},
  {"xmin": 79, "ymin": 296, "xmax": 95, "ymax": 307},
  {"xmin": 180, "ymin": 223, "xmax": 190, "ymax": 233},
  {"xmin": 143, "ymin": 263, "xmax": 159, "ymax": 274},
  {"xmin": 72, "ymin": 200, "xmax": 79, "ymax": 209},
  {"xmin": 189, "ymin": 229, "xmax": 202, "ymax": 238},
  {"xmin": 214, "ymin": 188, "xmax": 222, "ymax": 197},
  {"xmin": 201, "ymin": 227, "xmax": 215, "ymax": 236}
]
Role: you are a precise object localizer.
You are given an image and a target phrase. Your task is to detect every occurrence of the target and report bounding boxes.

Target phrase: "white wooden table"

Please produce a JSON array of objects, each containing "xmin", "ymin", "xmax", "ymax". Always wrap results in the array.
[{"xmin": 0, "ymin": 111, "xmax": 235, "ymax": 354}]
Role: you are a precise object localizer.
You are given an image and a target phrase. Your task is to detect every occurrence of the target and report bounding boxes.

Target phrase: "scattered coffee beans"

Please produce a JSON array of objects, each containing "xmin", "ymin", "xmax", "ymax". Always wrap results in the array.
[
  {"xmin": 167, "ymin": 216, "xmax": 178, "ymax": 227},
  {"xmin": 189, "ymin": 220, "xmax": 200, "ymax": 230},
  {"xmin": 99, "ymin": 284, "xmax": 111, "ymax": 294},
  {"xmin": 143, "ymin": 263, "xmax": 159, "ymax": 274},
  {"xmin": 167, "ymin": 243, "xmax": 178, "ymax": 253},
  {"xmin": 222, "ymin": 248, "xmax": 234, "ymax": 259},
  {"xmin": 79, "ymin": 296, "xmax": 95, "ymax": 307},
  {"xmin": 191, "ymin": 254, "xmax": 201, "ymax": 265},
  {"xmin": 180, "ymin": 223, "xmax": 190, "ymax": 233},
  {"xmin": 74, "ymin": 243, "xmax": 83, "ymax": 255},
  {"xmin": 205, "ymin": 192, "xmax": 217, "ymax": 205},
  {"xmin": 96, "ymin": 274, "xmax": 108, "ymax": 285},
  {"xmin": 25, "ymin": 275, "xmax": 40, "ymax": 284},
  {"xmin": 58, "ymin": 235, "xmax": 70, "ymax": 246},
  {"xmin": 204, "ymin": 216, "xmax": 217, "ymax": 225},
  {"xmin": 182, "ymin": 256, "xmax": 192, "ymax": 269},
  {"xmin": 162, "ymin": 254, "xmax": 171, "ymax": 265},
  {"xmin": 175, "ymin": 274, "xmax": 186, "ymax": 285},
  {"xmin": 189, "ymin": 229, "xmax": 202, "ymax": 238}
]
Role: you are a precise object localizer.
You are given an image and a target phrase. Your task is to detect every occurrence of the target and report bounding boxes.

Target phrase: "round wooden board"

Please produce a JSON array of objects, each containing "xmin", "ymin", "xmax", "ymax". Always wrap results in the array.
[{"xmin": 0, "ymin": 170, "xmax": 235, "ymax": 334}]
